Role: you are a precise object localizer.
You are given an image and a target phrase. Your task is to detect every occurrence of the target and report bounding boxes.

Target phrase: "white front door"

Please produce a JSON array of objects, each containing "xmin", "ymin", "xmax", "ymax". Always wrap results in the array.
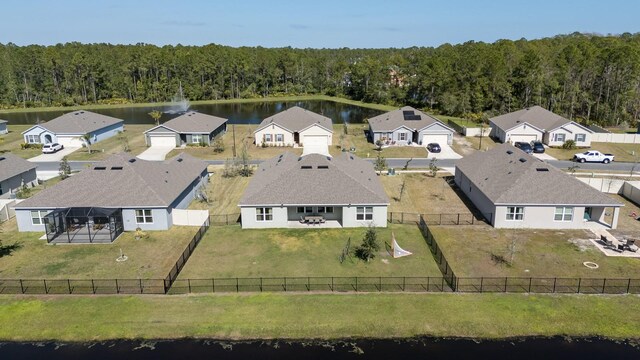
[{"xmin": 149, "ymin": 135, "xmax": 176, "ymax": 147}]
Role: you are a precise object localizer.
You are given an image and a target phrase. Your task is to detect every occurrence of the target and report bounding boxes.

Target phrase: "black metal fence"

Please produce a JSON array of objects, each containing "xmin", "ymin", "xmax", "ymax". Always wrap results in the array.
[
  {"xmin": 164, "ymin": 218, "xmax": 211, "ymax": 290},
  {"xmin": 209, "ymin": 213, "xmax": 241, "ymax": 226},
  {"xmin": 0, "ymin": 279, "xmax": 165, "ymax": 294},
  {"xmin": 388, "ymin": 212, "xmax": 488, "ymax": 225},
  {"xmin": 418, "ymin": 215, "xmax": 457, "ymax": 290}
]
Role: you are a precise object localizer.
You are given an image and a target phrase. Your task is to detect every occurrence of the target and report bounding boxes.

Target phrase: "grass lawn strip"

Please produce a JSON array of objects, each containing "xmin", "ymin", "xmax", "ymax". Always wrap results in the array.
[
  {"xmin": 188, "ymin": 170, "xmax": 250, "ymax": 216},
  {"xmin": 65, "ymin": 124, "xmax": 153, "ymax": 161},
  {"xmin": 545, "ymin": 142, "xmax": 640, "ymax": 163},
  {"xmin": 178, "ymin": 224, "xmax": 441, "ymax": 278},
  {"xmin": 0, "ymin": 219, "xmax": 198, "ymax": 279},
  {"xmin": 0, "ymin": 293, "xmax": 638, "ymax": 341}
]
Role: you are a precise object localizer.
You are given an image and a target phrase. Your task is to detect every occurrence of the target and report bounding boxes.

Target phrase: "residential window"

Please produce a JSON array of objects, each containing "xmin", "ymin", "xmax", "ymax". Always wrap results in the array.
[
  {"xmin": 26, "ymin": 135, "xmax": 39, "ymax": 144},
  {"xmin": 305, "ymin": 206, "xmax": 313, "ymax": 213},
  {"xmin": 256, "ymin": 207, "xmax": 273, "ymax": 222},
  {"xmin": 399, "ymin": 133, "xmax": 407, "ymax": 141},
  {"xmin": 554, "ymin": 207, "xmax": 573, "ymax": 221},
  {"xmin": 276, "ymin": 134, "xmax": 284, "ymax": 142},
  {"xmin": 555, "ymin": 133, "xmax": 566, "ymax": 142},
  {"xmin": 506, "ymin": 206, "xmax": 524, "ymax": 221},
  {"xmin": 297, "ymin": 207, "xmax": 305, "ymax": 213},
  {"xmin": 264, "ymin": 134, "xmax": 272, "ymax": 142},
  {"xmin": 318, "ymin": 206, "xmax": 334, "ymax": 213},
  {"xmin": 356, "ymin": 206, "xmax": 373, "ymax": 221},
  {"xmin": 575, "ymin": 133, "xmax": 586, "ymax": 142},
  {"xmin": 135, "ymin": 209, "xmax": 153, "ymax": 224},
  {"xmin": 31, "ymin": 210, "xmax": 48, "ymax": 225},
  {"xmin": 191, "ymin": 134, "xmax": 203, "ymax": 143}
]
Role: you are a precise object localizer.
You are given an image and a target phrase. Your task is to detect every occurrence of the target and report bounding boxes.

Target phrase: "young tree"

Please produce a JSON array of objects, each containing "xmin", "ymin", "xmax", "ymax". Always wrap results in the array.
[
  {"xmin": 355, "ymin": 225, "xmax": 379, "ymax": 262},
  {"xmin": 398, "ymin": 178, "xmax": 407, "ymax": 202},
  {"xmin": 402, "ymin": 158, "xmax": 413, "ymax": 170},
  {"xmin": 148, "ymin": 110, "xmax": 163, "ymax": 126},
  {"xmin": 212, "ymin": 136, "xmax": 225, "ymax": 153},
  {"xmin": 81, "ymin": 134, "xmax": 92, "ymax": 153},
  {"xmin": 59, "ymin": 156, "xmax": 71, "ymax": 179},
  {"xmin": 429, "ymin": 157, "xmax": 439, "ymax": 177},
  {"xmin": 117, "ymin": 131, "xmax": 130, "ymax": 152},
  {"xmin": 374, "ymin": 152, "xmax": 387, "ymax": 174},
  {"xmin": 238, "ymin": 143, "xmax": 253, "ymax": 177}
]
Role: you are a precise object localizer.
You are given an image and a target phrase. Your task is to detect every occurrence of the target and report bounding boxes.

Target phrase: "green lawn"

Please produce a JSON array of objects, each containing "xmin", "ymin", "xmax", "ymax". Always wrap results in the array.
[
  {"xmin": 0, "ymin": 219, "xmax": 198, "ymax": 279},
  {"xmin": 178, "ymin": 224, "xmax": 441, "ymax": 278},
  {"xmin": 431, "ymin": 226, "xmax": 640, "ymax": 278},
  {"xmin": 0, "ymin": 293, "xmax": 638, "ymax": 341},
  {"xmin": 188, "ymin": 169, "xmax": 250, "ymax": 216},
  {"xmin": 545, "ymin": 142, "xmax": 640, "ymax": 162},
  {"xmin": 66, "ymin": 124, "xmax": 152, "ymax": 160},
  {"xmin": 0, "ymin": 125, "xmax": 42, "ymax": 158},
  {"xmin": 451, "ymin": 134, "xmax": 498, "ymax": 156}
]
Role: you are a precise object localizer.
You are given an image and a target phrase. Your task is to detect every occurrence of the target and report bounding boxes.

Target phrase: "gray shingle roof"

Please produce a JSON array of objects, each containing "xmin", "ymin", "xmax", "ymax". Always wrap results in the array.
[
  {"xmin": 239, "ymin": 152, "xmax": 389, "ymax": 206},
  {"xmin": 489, "ymin": 106, "xmax": 590, "ymax": 133},
  {"xmin": 255, "ymin": 106, "xmax": 333, "ymax": 133},
  {"xmin": 145, "ymin": 111, "xmax": 227, "ymax": 134},
  {"xmin": 0, "ymin": 153, "xmax": 37, "ymax": 183},
  {"xmin": 0, "ymin": 119, "xmax": 7, "ymax": 124},
  {"xmin": 455, "ymin": 144, "xmax": 622, "ymax": 206},
  {"xmin": 367, "ymin": 106, "xmax": 450, "ymax": 132},
  {"xmin": 24, "ymin": 110, "xmax": 123, "ymax": 135},
  {"xmin": 16, "ymin": 153, "xmax": 207, "ymax": 209}
]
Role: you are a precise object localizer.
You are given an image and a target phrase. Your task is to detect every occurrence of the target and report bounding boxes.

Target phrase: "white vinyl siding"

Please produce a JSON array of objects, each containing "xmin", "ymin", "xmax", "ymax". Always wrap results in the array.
[
  {"xmin": 264, "ymin": 134, "xmax": 272, "ymax": 142},
  {"xmin": 135, "ymin": 209, "xmax": 153, "ymax": 224},
  {"xmin": 256, "ymin": 207, "xmax": 273, "ymax": 221},
  {"xmin": 554, "ymin": 207, "xmax": 573, "ymax": 221},
  {"xmin": 356, "ymin": 206, "xmax": 373, "ymax": 221},
  {"xmin": 506, "ymin": 206, "xmax": 524, "ymax": 221}
]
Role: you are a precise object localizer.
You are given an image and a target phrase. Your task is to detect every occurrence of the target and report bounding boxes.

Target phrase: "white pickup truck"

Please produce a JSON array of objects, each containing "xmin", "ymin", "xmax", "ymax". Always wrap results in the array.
[{"xmin": 573, "ymin": 150, "xmax": 614, "ymax": 164}]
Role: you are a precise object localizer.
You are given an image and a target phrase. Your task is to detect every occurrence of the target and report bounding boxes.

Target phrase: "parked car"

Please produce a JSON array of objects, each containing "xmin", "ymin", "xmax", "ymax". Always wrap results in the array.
[
  {"xmin": 531, "ymin": 141, "xmax": 545, "ymax": 153},
  {"xmin": 514, "ymin": 142, "xmax": 533, "ymax": 154},
  {"xmin": 42, "ymin": 143, "xmax": 64, "ymax": 154},
  {"xmin": 426, "ymin": 143, "xmax": 441, "ymax": 153},
  {"xmin": 573, "ymin": 151, "xmax": 614, "ymax": 164}
]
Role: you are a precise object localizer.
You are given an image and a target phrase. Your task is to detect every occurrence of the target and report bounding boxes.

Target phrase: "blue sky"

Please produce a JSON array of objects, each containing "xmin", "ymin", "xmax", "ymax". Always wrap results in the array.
[{"xmin": 2, "ymin": 0, "xmax": 639, "ymax": 48}]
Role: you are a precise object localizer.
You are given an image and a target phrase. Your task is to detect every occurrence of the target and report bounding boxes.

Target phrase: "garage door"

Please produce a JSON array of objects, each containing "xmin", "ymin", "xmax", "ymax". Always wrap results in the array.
[
  {"xmin": 149, "ymin": 134, "xmax": 176, "ymax": 147},
  {"xmin": 508, "ymin": 134, "xmax": 538, "ymax": 143},
  {"xmin": 422, "ymin": 133, "xmax": 450, "ymax": 146},
  {"xmin": 56, "ymin": 136, "xmax": 84, "ymax": 147},
  {"xmin": 302, "ymin": 135, "xmax": 329, "ymax": 156}
]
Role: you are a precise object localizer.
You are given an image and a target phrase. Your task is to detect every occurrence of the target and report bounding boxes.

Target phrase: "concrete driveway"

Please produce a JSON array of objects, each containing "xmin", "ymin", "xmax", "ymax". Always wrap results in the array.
[
  {"xmin": 28, "ymin": 146, "xmax": 81, "ymax": 162},
  {"xmin": 426, "ymin": 144, "xmax": 463, "ymax": 160},
  {"xmin": 137, "ymin": 146, "xmax": 175, "ymax": 161},
  {"xmin": 532, "ymin": 152, "xmax": 557, "ymax": 161}
]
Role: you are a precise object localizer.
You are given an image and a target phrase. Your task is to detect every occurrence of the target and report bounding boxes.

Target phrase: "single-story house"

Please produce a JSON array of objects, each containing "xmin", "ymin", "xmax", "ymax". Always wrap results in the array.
[
  {"xmin": 21, "ymin": 110, "xmax": 124, "ymax": 147},
  {"xmin": 14, "ymin": 153, "xmax": 208, "ymax": 243},
  {"xmin": 454, "ymin": 144, "xmax": 623, "ymax": 229},
  {"xmin": 367, "ymin": 106, "xmax": 454, "ymax": 146},
  {"xmin": 239, "ymin": 152, "xmax": 389, "ymax": 229},
  {"xmin": 0, "ymin": 153, "xmax": 38, "ymax": 198},
  {"xmin": 489, "ymin": 106, "xmax": 594, "ymax": 147},
  {"xmin": 254, "ymin": 106, "xmax": 333, "ymax": 154},
  {"xmin": 0, "ymin": 119, "xmax": 7, "ymax": 134},
  {"xmin": 143, "ymin": 111, "xmax": 228, "ymax": 147}
]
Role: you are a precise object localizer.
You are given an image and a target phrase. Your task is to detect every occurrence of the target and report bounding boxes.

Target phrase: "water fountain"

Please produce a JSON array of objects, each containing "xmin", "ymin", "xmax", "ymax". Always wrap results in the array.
[
  {"xmin": 116, "ymin": 248, "xmax": 128, "ymax": 262},
  {"xmin": 165, "ymin": 81, "xmax": 190, "ymax": 114}
]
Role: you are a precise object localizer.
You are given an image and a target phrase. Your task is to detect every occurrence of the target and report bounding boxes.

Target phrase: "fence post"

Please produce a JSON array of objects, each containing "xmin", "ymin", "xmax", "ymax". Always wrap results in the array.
[
  {"xmin": 457, "ymin": 213, "xmax": 460, "ymax": 225},
  {"xmin": 331, "ymin": 277, "xmax": 334, "ymax": 292},
  {"xmin": 115, "ymin": 279, "xmax": 119, "ymax": 294},
  {"xmin": 627, "ymin": 278, "xmax": 631, "ymax": 294},
  {"xmin": 528, "ymin": 277, "xmax": 532, "ymax": 293},
  {"xmin": 139, "ymin": 279, "xmax": 143, "ymax": 294},
  {"xmin": 504, "ymin": 277, "xmax": 508, "ymax": 292},
  {"xmin": 577, "ymin": 278, "xmax": 581, "ymax": 293},
  {"xmin": 188, "ymin": 279, "xmax": 191, "ymax": 293},
  {"xmin": 355, "ymin": 277, "xmax": 358, "ymax": 292},
  {"xmin": 402, "ymin": 277, "xmax": 406, "ymax": 291},
  {"xmin": 439, "ymin": 213, "xmax": 442, "ymax": 225},
  {"xmin": 379, "ymin": 276, "xmax": 382, "ymax": 292},
  {"xmin": 19, "ymin": 279, "xmax": 24, "ymax": 294},
  {"xmin": 602, "ymin": 278, "xmax": 606, "ymax": 294},
  {"xmin": 401, "ymin": 212, "xmax": 404, "ymax": 224},
  {"xmin": 212, "ymin": 278, "xmax": 215, "ymax": 293},
  {"xmin": 91, "ymin": 279, "xmax": 96, "ymax": 294},
  {"xmin": 307, "ymin": 277, "xmax": 310, "ymax": 291},
  {"xmin": 236, "ymin": 278, "xmax": 239, "ymax": 292},
  {"xmin": 552, "ymin": 278, "xmax": 557, "ymax": 293},
  {"xmin": 43, "ymin": 279, "xmax": 48, "ymax": 294},
  {"xmin": 67, "ymin": 279, "xmax": 72, "ymax": 294},
  {"xmin": 480, "ymin": 277, "xmax": 483, "ymax": 293},
  {"xmin": 284, "ymin": 277, "xmax": 287, "ymax": 291},
  {"xmin": 260, "ymin": 277, "xmax": 263, "ymax": 292}
]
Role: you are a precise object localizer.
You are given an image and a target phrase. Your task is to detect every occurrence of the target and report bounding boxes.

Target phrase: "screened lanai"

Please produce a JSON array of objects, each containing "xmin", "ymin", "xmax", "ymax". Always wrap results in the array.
[{"xmin": 43, "ymin": 207, "xmax": 124, "ymax": 244}]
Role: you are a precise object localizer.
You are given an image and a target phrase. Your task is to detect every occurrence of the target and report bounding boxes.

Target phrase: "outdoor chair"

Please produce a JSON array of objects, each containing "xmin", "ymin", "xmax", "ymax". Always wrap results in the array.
[
  {"xmin": 313, "ymin": 218, "xmax": 321, "ymax": 225},
  {"xmin": 319, "ymin": 217, "xmax": 326, "ymax": 224},
  {"xmin": 299, "ymin": 216, "xmax": 306, "ymax": 224}
]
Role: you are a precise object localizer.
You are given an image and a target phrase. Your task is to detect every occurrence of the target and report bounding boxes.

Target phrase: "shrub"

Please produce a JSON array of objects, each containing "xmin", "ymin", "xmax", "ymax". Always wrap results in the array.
[
  {"xmin": 355, "ymin": 225, "xmax": 379, "ymax": 262},
  {"xmin": 562, "ymin": 140, "xmax": 576, "ymax": 150}
]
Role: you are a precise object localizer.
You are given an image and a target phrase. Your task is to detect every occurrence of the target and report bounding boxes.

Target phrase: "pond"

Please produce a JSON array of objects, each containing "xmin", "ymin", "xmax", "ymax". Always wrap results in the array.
[
  {"xmin": 1, "ymin": 337, "xmax": 638, "ymax": 359},
  {"xmin": 0, "ymin": 100, "xmax": 384, "ymax": 125}
]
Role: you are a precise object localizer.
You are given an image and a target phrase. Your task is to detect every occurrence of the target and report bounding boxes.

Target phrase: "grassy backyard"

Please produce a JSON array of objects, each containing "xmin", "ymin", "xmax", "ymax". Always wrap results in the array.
[
  {"xmin": 431, "ymin": 225, "xmax": 640, "ymax": 278},
  {"xmin": 188, "ymin": 170, "xmax": 250, "ymax": 216},
  {"xmin": 178, "ymin": 224, "xmax": 441, "ymax": 278},
  {"xmin": 0, "ymin": 293, "xmax": 638, "ymax": 341},
  {"xmin": 545, "ymin": 142, "xmax": 640, "ymax": 162},
  {"xmin": 0, "ymin": 125, "xmax": 42, "ymax": 158},
  {"xmin": 0, "ymin": 219, "xmax": 197, "ymax": 279},
  {"xmin": 380, "ymin": 174, "xmax": 476, "ymax": 215},
  {"xmin": 65, "ymin": 124, "xmax": 152, "ymax": 160}
]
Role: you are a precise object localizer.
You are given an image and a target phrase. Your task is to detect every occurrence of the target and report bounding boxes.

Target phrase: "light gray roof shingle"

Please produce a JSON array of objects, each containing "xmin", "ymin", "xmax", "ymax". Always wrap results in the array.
[
  {"xmin": 239, "ymin": 152, "xmax": 389, "ymax": 206},
  {"xmin": 456, "ymin": 144, "xmax": 622, "ymax": 206},
  {"xmin": 24, "ymin": 110, "xmax": 123, "ymax": 135},
  {"xmin": 0, "ymin": 119, "xmax": 7, "ymax": 124},
  {"xmin": 16, "ymin": 153, "xmax": 207, "ymax": 209},
  {"xmin": 0, "ymin": 153, "xmax": 37, "ymax": 183},
  {"xmin": 367, "ymin": 106, "xmax": 450, "ymax": 132},
  {"xmin": 489, "ymin": 106, "xmax": 590, "ymax": 133},
  {"xmin": 255, "ymin": 106, "xmax": 333, "ymax": 133},
  {"xmin": 145, "ymin": 111, "xmax": 227, "ymax": 134}
]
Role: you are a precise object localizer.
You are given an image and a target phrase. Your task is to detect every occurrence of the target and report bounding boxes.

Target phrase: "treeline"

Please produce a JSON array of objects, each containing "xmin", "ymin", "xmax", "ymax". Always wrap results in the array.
[{"xmin": 1, "ymin": 32, "xmax": 640, "ymax": 126}]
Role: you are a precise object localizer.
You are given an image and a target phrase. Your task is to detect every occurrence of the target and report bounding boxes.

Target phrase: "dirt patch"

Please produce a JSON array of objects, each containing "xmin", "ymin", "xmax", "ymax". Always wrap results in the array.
[{"xmin": 568, "ymin": 238, "xmax": 596, "ymax": 252}]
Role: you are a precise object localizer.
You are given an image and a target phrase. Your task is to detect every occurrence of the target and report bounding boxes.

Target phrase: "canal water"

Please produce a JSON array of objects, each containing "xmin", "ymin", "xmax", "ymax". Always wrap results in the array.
[
  {"xmin": 0, "ymin": 100, "xmax": 384, "ymax": 125},
  {"xmin": 0, "ymin": 337, "xmax": 638, "ymax": 359}
]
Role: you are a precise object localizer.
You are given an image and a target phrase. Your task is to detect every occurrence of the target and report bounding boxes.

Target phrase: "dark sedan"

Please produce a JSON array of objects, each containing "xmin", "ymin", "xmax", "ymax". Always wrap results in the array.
[
  {"xmin": 531, "ymin": 141, "xmax": 545, "ymax": 153},
  {"xmin": 514, "ymin": 142, "xmax": 533, "ymax": 154},
  {"xmin": 426, "ymin": 143, "xmax": 441, "ymax": 153}
]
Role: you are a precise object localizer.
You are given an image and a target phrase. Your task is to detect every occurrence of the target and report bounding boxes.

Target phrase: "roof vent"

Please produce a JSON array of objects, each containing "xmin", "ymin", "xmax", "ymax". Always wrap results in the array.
[
  {"xmin": 506, "ymin": 150, "xmax": 513, "ymax": 155},
  {"xmin": 536, "ymin": 168, "xmax": 549, "ymax": 172},
  {"xmin": 519, "ymin": 158, "xmax": 527, "ymax": 163},
  {"xmin": 301, "ymin": 165, "xmax": 312, "ymax": 169},
  {"xmin": 128, "ymin": 159, "xmax": 136, "ymax": 163},
  {"xmin": 0, "ymin": 157, "xmax": 5, "ymax": 161},
  {"xmin": 177, "ymin": 158, "xmax": 183, "ymax": 162},
  {"xmin": 349, "ymin": 156, "xmax": 354, "ymax": 160},
  {"xmin": 94, "ymin": 166, "xmax": 106, "ymax": 170},
  {"xmin": 326, "ymin": 156, "xmax": 331, "ymax": 161},
  {"xmin": 110, "ymin": 166, "xmax": 123, "ymax": 170},
  {"xmin": 317, "ymin": 165, "xmax": 329, "ymax": 169},
  {"xmin": 298, "ymin": 157, "xmax": 302, "ymax": 161}
]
